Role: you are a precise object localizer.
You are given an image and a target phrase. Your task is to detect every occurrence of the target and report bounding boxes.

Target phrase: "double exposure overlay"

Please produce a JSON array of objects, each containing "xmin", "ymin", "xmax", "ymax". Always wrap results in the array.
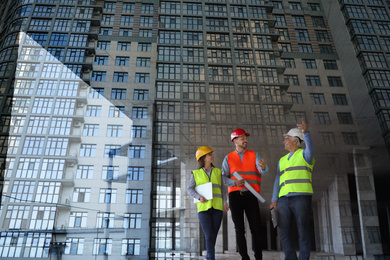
[{"xmin": 0, "ymin": 0, "xmax": 389, "ymax": 259}]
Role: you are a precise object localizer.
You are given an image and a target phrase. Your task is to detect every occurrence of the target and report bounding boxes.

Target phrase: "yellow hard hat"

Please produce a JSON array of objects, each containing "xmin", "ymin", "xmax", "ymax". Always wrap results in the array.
[{"xmin": 196, "ymin": 146, "xmax": 214, "ymax": 161}]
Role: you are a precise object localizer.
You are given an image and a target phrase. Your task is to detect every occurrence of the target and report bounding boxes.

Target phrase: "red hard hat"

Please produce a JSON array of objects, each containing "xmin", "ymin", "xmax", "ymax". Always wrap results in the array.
[{"xmin": 231, "ymin": 128, "xmax": 250, "ymax": 141}]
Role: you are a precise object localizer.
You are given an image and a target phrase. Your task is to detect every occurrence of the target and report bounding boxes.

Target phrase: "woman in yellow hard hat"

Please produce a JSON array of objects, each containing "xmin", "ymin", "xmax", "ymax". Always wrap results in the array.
[{"xmin": 187, "ymin": 146, "xmax": 229, "ymax": 260}]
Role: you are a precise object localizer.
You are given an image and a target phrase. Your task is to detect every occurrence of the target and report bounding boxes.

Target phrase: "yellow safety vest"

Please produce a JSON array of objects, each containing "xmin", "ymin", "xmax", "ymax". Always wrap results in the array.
[
  {"xmin": 279, "ymin": 149, "xmax": 315, "ymax": 198},
  {"xmin": 192, "ymin": 168, "xmax": 223, "ymax": 213}
]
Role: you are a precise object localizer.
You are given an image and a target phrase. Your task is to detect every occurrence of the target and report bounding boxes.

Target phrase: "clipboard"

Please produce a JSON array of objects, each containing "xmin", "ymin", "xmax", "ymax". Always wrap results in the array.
[
  {"xmin": 193, "ymin": 182, "xmax": 213, "ymax": 203},
  {"xmin": 271, "ymin": 208, "xmax": 278, "ymax": 228}
]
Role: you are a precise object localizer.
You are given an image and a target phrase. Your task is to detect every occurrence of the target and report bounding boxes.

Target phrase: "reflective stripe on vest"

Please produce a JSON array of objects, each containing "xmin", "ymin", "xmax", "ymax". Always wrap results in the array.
[
  {"xmin": 227, "ymin": 150, "xmax": 261, "ymax": 194},
  {"xmin": 193, "ymin": 168, "xmax": 223, "ymax": 213},
  {"xmin": 278, "ymin": 149, "xmax": 314, "ymax": 198}
]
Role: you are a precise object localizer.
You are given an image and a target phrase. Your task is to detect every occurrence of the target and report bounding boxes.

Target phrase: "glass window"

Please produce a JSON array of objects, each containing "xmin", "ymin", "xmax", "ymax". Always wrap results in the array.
[
  {"xmin": 49, "ymin": 33, "xmax": 67, "ymax": 46},
  {"xmin": 102, "ymin": 14, "xmax": 114, "ymax": 25},
  {"xmin": 319, "ymin": 132, "xmax": 335, "ymax": 144},
  {"xmin": 117, "ymin": 42, "xmax": 131, "ymax": 51},
  {"xmin": 296, "ymin": 29, "xmax": 310, "ymax": 41},
  {"xmin": 104, "ymin": 2, "xmax": 116, "ymax": 12},
  {"xmin": 99, "ymin": 27, "xmax": 113, "ymax": 36},
  {"xmin": 113, "ymin": 72, "xmax": 128, "ymax": 82},
  {"xmin": 132, "ymin": 107, "xmax": 148, "ymax": 118},
  {"xmin": 136, "ymin": 57, "xmax": 151, "ymax": 67},
  {"xmin": 138, "ymin": 43, "xmax": 151, "ymax": 52},
  {"xmin": 337, "ymin": 112, "xmax": 353, "ymax": 124},
  {"xmin": 99, "ymin": 189, "xmax": 117, "ymax": 203},
  {"xmin": 86, "ymin": 105, "xmax": 101, "ymax": 117},
  {"xmin": 306, "ymin": 75, "xmax": 321, "ymax": 86},
  {"xmin": 315, "ymin": 30, "xmax": 330, "ymax": 42},
  {"xmin": 278, "ymin": 28, "xmax": 290, "ymax": 40},
  {"xmin": 324, "ymin": 60, "xmax": 338, "ymax": 70},
  {"xmin": 135, "ymin": 73, "xmax": 150, "ymax": 83},
  {"xmin": 343, "ymin": 132, "xmax": 359, "ymax": 145},
  {"xmin": 310, "ymin": 93, "xmax": 326, "ymax": 104},
  {"xmin": 89, "ymin": 88, "xmax": 104, "ymax": 98},
  {"xmin": 282, "ymin": 58, "xmax": 296, "ymax": 68},
  {"xmin": 332, "ymin": 94, "xmax": 348, "ymax": 105},
  {"xmin": 83, "ymin": 124, "xmax": 99, "ymax": 136},
  {"xmin": 107, "ymin": 125, "xmax": 123, "ymax": 137},
  {"xmin": 79, "ymin": 144, "xmax": 96, "ymax": 157},
  {"xmin": 132, "ymin": 126, "xmax": 147, "ymax": 138},
  {"xmin": 272, "ymin": 1, "xmax": 283, "ymax": 9},
  {"xmin": 284, "ymin": 74, "xmax": 300, "ymax": 85},
  {"xmin": 121, "ymin": 15, "xmax": 134, "ymax": 26},
  {"xmin": 312, "ymin": 16, "xmax": 326, "ymax": 28},
  {"xmin": 367, "ymin": 227, "xmax": 381, "ymax": 243},
  {"xmin": 308, "ymin": 3, "xmax": 321, "ymax": 11},
  {"xmin": 76, "ymin": 165, "xmax": 94, "ymax": 179},
  {"xmin": 119, "ymin": 28, "xmax": 132, "ymax": 36},
  {"xmin": 302, "ymin": 59, "xmax": 317, "ymax": 69},
  {"xmin": 274, "ymin": 14, "xmax": 287, "ymax": 26},
  {"xmin": 33, "ymin": 5, "xmax": 55, "ymax": 16},
  {"xmin": 124, "ymin": 213, "xmax": 142, "ymax": 228},
  {"xmin": 328, "ymin": 76, "xmax": 343, "ymax": 87},
  {"xmin": 128, "ymin": 167, "xmax": 144, "ymax": 180},
  {"xmin": 292, "ymin": 15, "xmax": 306, "ymax": 27},
  {"xmin": 139, "ymin": 29, "xmax": 152, "ymax": 37},
  {"xmin": 97, "ymin": 41, "xmax": 110, "ymax": 50},
  {"xmin": 109, "ymin": 106, "xmax": 124, "ymax": 117},
  {"xmin": 91, "ymin": 71, "xmax": 106, "ymax": 81},
  {"xmin": 126, "ymin": 189, "xmax": 143, "ymax": 204},
  {"xmin": 102, "ymin": 166, "xmax": 119, "ymax": 180},
  {"xmin": 299, "ymin": 44, "xmax": 313, "ymax": 53},
  {"xmin": 121, "ymin": 239, "xmax": 141, "ymax": 256},
  {"xmin": 129, "ymin": 146, "xmax": 146, "ymax": 158},
  {"xmin": 290, "ymin": 92, "xmax": 304, "ymax": 104},
  {"xmin": 289, "ymin": 1, "xmax": 302, "ymax": 9},
  {"xmin": 95, "ymin": 56, "xmax": 108, "ymax": 65},
  {"xmin": 314, "ymin": 112, "xmax": 331, "ymax": 124},
  {"xmin": 141, "ymin": 3, "xmax": 154, "ymax": 14},
  {"xmin": 65, "ymin": 238, "xmax": 84, "ymax": 255},
  {"xmin": 111, "ymin": 89, "xmax": 126, "ymax": 99},
  {"xmin": 134, "ymin": 90, "xmax": 149, "ymax": 100},
  {"xmin": 122, "ymin": 3, "xmax": 135, "ymax": 13},
  {"xmin": 93, "ymin": 238, "xmax": 112, "ymax": 255}
]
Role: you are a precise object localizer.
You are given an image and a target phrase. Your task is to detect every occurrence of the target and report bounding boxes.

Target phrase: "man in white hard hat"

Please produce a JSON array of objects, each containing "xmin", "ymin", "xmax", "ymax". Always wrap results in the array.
[{"xmin": 270, "ymin": 118, "xmax": 315, "ymax": 260}]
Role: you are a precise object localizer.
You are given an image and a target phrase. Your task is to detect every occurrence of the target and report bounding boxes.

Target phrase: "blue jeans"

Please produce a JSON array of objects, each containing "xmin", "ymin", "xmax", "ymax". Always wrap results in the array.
[
  {"xmin": 278, "ymin": 195, "xmax": 312, "ymax": 260},
  {"xmin": 229, "ymin": 191, "xmax": 263, "ymax": 260},
  {"xmin": 198, "ymin": 208, "xmax": 223, "ymax": 260}
]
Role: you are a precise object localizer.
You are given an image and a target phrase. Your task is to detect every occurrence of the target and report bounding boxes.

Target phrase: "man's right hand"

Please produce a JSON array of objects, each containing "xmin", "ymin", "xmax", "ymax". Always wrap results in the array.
[
  {"xmin": 235, "ymin": 179, "xmax": 245, "ymax": 187},
  {"xmin": 270, "ymin": 201, "xmax": 277, "ymax": 211}
]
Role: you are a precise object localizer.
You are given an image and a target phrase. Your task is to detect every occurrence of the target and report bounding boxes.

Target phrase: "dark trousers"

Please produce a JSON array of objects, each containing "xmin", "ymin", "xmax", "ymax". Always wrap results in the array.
[
  {"xmin": 229, "ymin": 191, "xmax": 263, "ymax": 260},
  {"xmin": 278, "ymin": 195, "xmax": 312, "ymax": 260},
  {"xmin": 198, "ymin": 208, "xmax": 223, "ymax": 260}
]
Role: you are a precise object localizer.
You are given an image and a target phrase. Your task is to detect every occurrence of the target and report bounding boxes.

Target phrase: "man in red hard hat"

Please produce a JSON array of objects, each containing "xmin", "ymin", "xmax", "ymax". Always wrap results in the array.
[{"xmin": 222, "ymin": 128, "xmax": 268, "ymax": 260}]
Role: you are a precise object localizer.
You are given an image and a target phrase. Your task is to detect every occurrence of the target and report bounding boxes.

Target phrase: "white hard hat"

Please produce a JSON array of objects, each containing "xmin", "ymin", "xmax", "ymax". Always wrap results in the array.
[{"xmin": 284, "ymin": 128, "xmax": 304, "ymax": 142}]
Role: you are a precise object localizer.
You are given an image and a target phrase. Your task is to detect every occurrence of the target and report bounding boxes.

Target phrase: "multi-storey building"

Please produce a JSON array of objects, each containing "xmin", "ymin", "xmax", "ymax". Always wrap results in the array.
[{"xmin": 0, "ymin": 0, "xmax": 388, "ymax": 259}]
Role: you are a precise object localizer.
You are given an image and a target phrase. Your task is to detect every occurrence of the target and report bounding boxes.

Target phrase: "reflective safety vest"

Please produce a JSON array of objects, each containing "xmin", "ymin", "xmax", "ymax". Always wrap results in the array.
[
  {"xmin": 278, "ymin": 149, "xmax": 315, "ymax": 198},
  {"xmin": 227, "ymin": 150, "xmax": 261, "ymax": 194},
  {"xmin": 193, "ymin": 168, "xmax": 223, "ymax": 213}
]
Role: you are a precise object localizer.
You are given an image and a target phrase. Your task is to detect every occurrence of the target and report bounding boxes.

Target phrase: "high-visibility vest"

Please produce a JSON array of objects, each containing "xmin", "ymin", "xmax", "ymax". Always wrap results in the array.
[
  {"xmin": 227, "ymin": 150, "xmax": 261, "ymax": 194},
  {"xmin": 193, "ymin": 168, "xmax": 223, "ymax": 213},
  {"xmin": 278, "ymin": 149, "xmax": 315, "ymax": 198}
]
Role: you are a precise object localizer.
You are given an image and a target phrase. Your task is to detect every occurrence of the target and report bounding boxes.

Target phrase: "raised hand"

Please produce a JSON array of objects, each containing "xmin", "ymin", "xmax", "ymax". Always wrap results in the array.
[{"xmin": 297, "ymin": 118, "xmax": 307, "ymax": 133}]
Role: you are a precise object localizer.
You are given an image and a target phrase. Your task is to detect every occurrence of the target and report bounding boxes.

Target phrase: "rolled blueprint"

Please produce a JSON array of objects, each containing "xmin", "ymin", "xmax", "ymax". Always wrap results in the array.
[{"xmin": 233, "ymin": 172, "xmax": 266, "ymax": 203}]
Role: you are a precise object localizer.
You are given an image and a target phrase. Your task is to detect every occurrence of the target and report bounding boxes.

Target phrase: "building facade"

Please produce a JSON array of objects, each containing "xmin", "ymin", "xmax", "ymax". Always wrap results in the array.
[{"xmin": 0, "ymin": 0, "xmax": 388, "ymax": 259}]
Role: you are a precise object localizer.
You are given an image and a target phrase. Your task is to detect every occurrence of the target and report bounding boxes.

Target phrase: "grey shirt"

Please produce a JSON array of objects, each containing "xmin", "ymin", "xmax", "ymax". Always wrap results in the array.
[{"xmin": 187, "ymin": 167, "xmax": 227, "ymax": 205}]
